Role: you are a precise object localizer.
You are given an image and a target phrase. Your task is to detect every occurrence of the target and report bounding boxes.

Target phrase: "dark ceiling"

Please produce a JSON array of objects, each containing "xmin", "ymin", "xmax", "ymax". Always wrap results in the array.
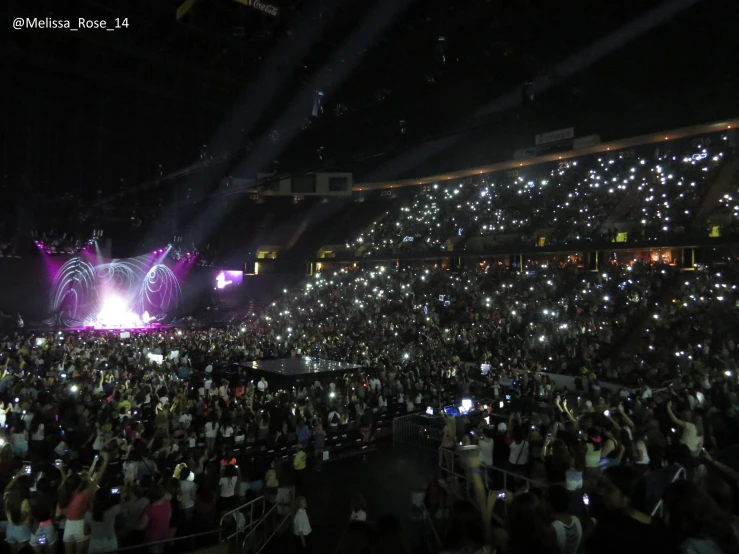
[{"xmin": 2, "ymin": 0, "xmax": 738, "ymax": 247}]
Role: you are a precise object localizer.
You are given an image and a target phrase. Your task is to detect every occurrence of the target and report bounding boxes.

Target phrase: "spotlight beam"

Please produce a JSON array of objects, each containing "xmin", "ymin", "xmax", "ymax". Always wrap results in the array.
[
  {"xmin": 184, "ymin": 0, "xmax": 415, "ymax": 243},
  {"xmin": 362, "ymin": 0, "xmax": 704, "ymax": 182},
  {"xmin": 140, "ymin": 0, "xmax": 342, "ymax": 247}
]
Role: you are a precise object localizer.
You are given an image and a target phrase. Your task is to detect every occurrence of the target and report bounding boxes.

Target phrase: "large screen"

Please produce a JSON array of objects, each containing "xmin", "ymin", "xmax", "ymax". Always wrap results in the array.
[
  {"xmin": 50, "ymin": 253, "xmax": 183, "ymax": 329},
  {"xmin": 215, "ymin": 270, "xmax": 243, "ymax": 290}
]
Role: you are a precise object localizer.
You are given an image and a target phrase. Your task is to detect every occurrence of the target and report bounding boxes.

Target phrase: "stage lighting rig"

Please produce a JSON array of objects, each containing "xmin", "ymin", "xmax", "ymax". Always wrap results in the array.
[
  {"xmin": 33, "ymin": 229, "xmax": 101, "ymax": 255},
  {"xmin": 0, "ymin": 241, "xmax": 17, "ymax": 258},
  {"xmin": 196, "ymin": 243, "xmax": 215, "ymax": 267}
]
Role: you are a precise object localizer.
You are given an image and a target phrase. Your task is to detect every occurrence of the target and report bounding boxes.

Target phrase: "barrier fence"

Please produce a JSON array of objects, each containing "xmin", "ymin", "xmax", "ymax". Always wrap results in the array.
[
  {"xmin": 650, "ymin": 466, "xmax": 687, "ymax": 517},
  {"xmin": 438, "ymin": 445, "xmax": 694, "ymax": 521},
  {"xmin": 110, "ymin": 494, "xmax": 293, "ymax": 554},
  {"xmin": 438, "ymin": 447, "xmax": 542, "ymax": 516},
  {"xmin": 218, "ymin": 495, "xmax": 270, "ymax": 541},
  {"xmin": 242, "ymin": 496, "xmax": 295, "ymax": 554}
]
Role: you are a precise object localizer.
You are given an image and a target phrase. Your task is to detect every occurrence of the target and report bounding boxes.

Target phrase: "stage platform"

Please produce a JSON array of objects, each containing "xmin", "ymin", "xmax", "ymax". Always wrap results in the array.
[
  {"xmin": 244, "ymin": 357, "xmax": 363, "ymax": 377},
  {"xmin": 60, "ymin": 325, "xmax": 172, "ymax": 333}
]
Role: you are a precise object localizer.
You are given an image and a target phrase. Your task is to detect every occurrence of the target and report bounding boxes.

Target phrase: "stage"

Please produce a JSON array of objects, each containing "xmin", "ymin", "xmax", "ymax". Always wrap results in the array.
[
  {"xmin": 62, "ymin": 324, "xmax": 172, "ymax": 333},
  {"xmin": 49, "ymin": 253, "xmax": 184, "ymax": 329}
]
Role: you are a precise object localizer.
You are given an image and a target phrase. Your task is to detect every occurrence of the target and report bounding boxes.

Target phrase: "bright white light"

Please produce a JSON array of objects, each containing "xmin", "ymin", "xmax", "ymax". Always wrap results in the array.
[{"xmin": 97, "ymin": 295, "xmax": 140, "ymax": 328}]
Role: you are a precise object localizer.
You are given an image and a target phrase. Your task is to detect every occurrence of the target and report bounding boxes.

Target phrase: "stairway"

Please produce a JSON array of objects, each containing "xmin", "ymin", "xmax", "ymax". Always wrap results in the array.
[
  {"xmin": 607, "ymin": 270, "xmax": 683, "ymax": 360},
  {"xmin": 598, "ymin": 193, "xmax": 641, "ymax": 233},
  {"xmin": 241, "ymin": 496, "xmax": 295, "ymax": 554},
  {"xmin": 695, "ymin": 156, "xmax": 739, "ymax": 223},
  {"xmin": 285, "ymin": 198, "xmax": 390, "ymax": 260}
]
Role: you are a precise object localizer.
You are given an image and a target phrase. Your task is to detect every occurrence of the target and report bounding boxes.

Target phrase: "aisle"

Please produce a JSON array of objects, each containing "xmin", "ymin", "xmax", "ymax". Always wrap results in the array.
[{"xmin": 263, "ymin": 444, "xmax": 439, "ymax": 553}]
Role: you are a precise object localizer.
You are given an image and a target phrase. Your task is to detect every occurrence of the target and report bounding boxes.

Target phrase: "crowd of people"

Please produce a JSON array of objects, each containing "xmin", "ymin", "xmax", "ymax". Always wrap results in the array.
[
  {"xmin": 1, "ymin": 130, "xmax": 739, "ymax": 552},
  {"xmin": 0, "ymin": 253, "xmax": 735, "ymax": 553},
  {"xmin": 421, "ymin": 352, "xmax": 739, "ymax": 554},
  {"xmin": 346, "ymin": 132, "xmax": 734, "ymax": 258},
  {"xmin": 717, "ymin": 175, "xmax": 739, "ymax": 235},
  {"xmin": 237, "ymin": 257, "xmax": 739, "ymax": 388},
  {"xmin": 0, "ymin": 318, "xmax": 473, "ymax": 554}
]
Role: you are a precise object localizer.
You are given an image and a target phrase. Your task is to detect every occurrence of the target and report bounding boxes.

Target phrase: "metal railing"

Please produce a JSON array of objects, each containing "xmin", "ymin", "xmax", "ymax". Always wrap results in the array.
[
  {"xmin": 438, "ymin": 447, "xmax": 544, "ymax": 515},
  {"xmin": 242, "ymin": 494, "xmax": 294, "ymax": 554},
  {"xmin": 111, "ymin": 495, "xmax": 289, "ymax": 554},
  {"xmin": 425, "ymin": 509, "xmax": 443, "ymax": 551},
  {"xmin": 218, "ymin": 495, "xmax": 268, "ymax": 541},
  {"xmin": 392, "ymin": 414, "xmax": 444, "ymax": 450},
  {"xmin": 650, "ymin": 466, "xmax": 687, "ymax": 517}
]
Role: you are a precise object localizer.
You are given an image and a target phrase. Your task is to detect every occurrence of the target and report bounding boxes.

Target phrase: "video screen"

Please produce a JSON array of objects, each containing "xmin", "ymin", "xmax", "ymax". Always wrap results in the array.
[
  {"xmin": 50, "ymin": 254, "xmax": 182, "ymax": 329},
  {"xmin": 215, "ymin": 270, "xmax": 243, "ymax": 290}
]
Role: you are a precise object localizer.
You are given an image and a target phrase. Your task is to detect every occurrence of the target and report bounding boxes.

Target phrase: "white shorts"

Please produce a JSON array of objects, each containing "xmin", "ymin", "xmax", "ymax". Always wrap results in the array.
[
  {"xmin": 63, "ymin": 519, "xmax": 89, "ymax": 544},
  {"xmin": 30, "ymin": 524, "xmax": 59, "ymax": 546},
  {"xmin": 5, "ymin": 522, "xmax": 31, "ymax": 544}
]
